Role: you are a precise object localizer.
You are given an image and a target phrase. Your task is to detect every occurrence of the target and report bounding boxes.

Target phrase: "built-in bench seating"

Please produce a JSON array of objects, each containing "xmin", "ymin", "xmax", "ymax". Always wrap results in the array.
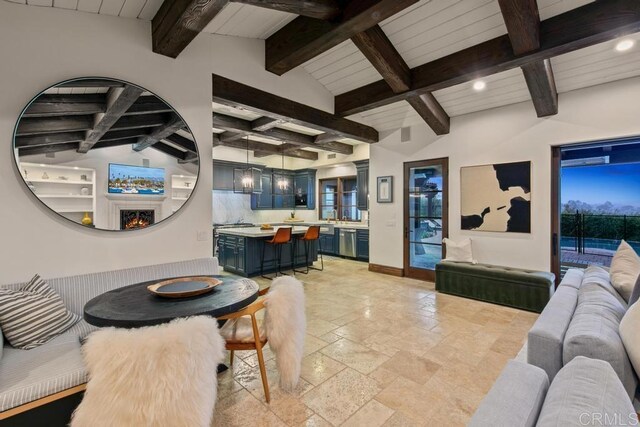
[
  {"xmin": 0, "ymin": 258, "xmax": 219, "ymax": 423},
  {"xmin": 435, "ymin": 261, "xmax": 555, "ymax": 313}
]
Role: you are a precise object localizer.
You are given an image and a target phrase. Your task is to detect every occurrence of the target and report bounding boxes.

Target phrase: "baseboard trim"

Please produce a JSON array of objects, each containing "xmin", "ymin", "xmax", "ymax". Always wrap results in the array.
[{"xmin": 369, "ymin": 263, "xmax": 404, "ymax": 277}]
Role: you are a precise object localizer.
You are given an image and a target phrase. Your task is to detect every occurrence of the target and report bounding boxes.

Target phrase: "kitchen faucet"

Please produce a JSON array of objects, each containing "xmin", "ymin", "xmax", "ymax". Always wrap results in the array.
[{"xmin": 331, "ymin": 209, "xmax": 338, "ymax": 223}]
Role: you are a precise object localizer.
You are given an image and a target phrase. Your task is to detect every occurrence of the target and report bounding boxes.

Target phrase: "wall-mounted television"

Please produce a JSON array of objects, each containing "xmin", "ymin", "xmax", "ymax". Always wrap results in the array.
[{"xmin": 108, "ymin": 163, "xmax": 165, "ymax": 195}]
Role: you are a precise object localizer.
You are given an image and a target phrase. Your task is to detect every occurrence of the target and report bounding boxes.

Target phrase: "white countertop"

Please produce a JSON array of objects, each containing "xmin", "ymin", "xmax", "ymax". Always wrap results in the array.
[{"xmin": 217, "ymin": 226, "xmax": 310, "ymax": 238}]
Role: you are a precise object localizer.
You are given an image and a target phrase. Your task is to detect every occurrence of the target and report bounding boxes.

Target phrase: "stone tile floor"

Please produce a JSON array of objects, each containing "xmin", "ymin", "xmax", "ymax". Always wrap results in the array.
[{"xmin": 213, "ymin": 257, "xmax": 538, "ymax": 426}]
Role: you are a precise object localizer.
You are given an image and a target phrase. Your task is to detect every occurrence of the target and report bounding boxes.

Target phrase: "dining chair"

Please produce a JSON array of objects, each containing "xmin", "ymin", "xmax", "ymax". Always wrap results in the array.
[
  {"xmin": 71, "ymin": 316, "xmax": 226, "ymax": 427},
  {"xmin": 218, "ymin": 276, "xmax": 306, "ymax": 403}
]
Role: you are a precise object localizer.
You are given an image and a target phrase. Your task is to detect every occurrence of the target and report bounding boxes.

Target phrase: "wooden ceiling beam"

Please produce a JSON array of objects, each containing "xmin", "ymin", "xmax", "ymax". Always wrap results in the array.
[
  {"xmin": 165, "ymin": 134, "xmax": 198, "ymax": 154},
  {"xmin": 125, "ymin": 96, "xmax": 174, "ymax": 115},
  {"xmin": 498, "ymin": 0, "xmax": 558, "ymax": 117},
  {"xmin": 16, "ymin": 115, "xmax": 94, "ymax": 136},
  {"xmin": 133, "ymin": 114, "xmax": 185, "ymax": 151},
  {"xmin": 58, "ymin": 80, "xmax": 124, "ymax": 88},
  {"xmin": 99, "ymin": 128, "xmax": 151, "ymax": 143},
  {"xmin": 152, "ymin": 0, "xmax": 229, "ymax": 58},
  {"xmin": 213, "ymin": 74, "xmax": 377, "ymax": 143},
  {"xmin": 213, "ymin": 112, "xmax": 353, "ymax": 154},
  {"xmin": 352, "ymin": 24, "xmax": 450, "ymax": 135},
  {"xmin": 23, "ymin": 94, "xmax": 107, "ymax": 118},
  {"xmin": 230, "ymin": 0, "xmax": 340, "ymax": 20},
  {"xmin": 15, "ymin": 131, "xmax": 86, "ymax": 148},
  {"xmin": 18, "ymin": 142, "xmax": 79, "ymax": 157},
  {"xmin": 110, "ymin": 113, "xmax": 172, "ymax": 132},
  {"xmin": 335, "ymin": 0, "xmax": 640, "ymax": 116},
  {"xmin": 251, "ymin": 117, "xmax": 283, "ymax": 131},
  {"xmin": 265, "ymin": 0, "xmax": 418, "ymax": 75},
  {"xmin": 78, "ymin": 84, "xmax": 143, "ymax": 153},
  {"xmin": 91, "ymin": 138, "xmax": 139, "ymax": 150},
  {"xmin": 213, "ymin": 132, "xmax": 319, "ymax": 160},
  {"xmin": 150, "ymin": 141, "xmax": 190, "ymax": 160}
]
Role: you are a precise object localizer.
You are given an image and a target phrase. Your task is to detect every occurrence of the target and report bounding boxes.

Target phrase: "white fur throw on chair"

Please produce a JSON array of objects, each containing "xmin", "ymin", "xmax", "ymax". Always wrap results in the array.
[
  {"xmin": 71, "ymin": 316, "xmax": 225, "ymax": 427},
  {"xmin": 264, "ymin": 276, "xmax": 306, "ymax": 392}
]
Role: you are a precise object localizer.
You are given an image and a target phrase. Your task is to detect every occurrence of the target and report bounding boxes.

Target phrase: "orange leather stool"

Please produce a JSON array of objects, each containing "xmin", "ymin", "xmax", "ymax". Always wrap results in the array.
[
  {"xmin": 294, "ymin": 225, "xmax": 323, "ymax": 274},
  {"xmin": 261, "ymin": 227, "xmax": 294, "ymax": 279}
]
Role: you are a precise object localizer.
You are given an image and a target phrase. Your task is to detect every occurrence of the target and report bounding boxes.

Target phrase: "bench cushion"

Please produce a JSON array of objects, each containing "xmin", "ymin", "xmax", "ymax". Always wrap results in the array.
[
  {"xmin": 563, "ymin": 282, "xmax": 637, "ymax": 398},
  {"xmin": 435, "ymin": 261, "xmax": 555, "ymax": 312},
  {"xmin": 537, "ymin": 356, "xmax": 637, "ymax": 426},
  {"xmin": 468, "ymin": 360, "xmax": 548, "ymax": 427},
  {"xmin": 0, "ymin": 330, "xmax": 85, "ymax": 412}
]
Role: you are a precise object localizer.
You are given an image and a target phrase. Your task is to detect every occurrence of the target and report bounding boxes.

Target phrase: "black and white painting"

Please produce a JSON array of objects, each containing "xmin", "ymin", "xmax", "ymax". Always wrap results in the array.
[{"xmin": 460, "ymin": 161, "xmax": 531, "ymax": 233}]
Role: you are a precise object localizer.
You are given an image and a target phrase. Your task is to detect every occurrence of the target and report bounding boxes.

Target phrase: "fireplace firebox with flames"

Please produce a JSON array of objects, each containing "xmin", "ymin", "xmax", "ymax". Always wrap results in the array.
[{"xmin": 120, "ymin": 210, "xmax": 155, "ymax": 230}]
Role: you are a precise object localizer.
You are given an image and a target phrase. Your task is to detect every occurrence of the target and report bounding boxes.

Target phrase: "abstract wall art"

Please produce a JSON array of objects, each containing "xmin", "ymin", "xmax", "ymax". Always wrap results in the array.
[{"xmin": 460, "ymin": 161, "xmax": 531, "ymax": 233}]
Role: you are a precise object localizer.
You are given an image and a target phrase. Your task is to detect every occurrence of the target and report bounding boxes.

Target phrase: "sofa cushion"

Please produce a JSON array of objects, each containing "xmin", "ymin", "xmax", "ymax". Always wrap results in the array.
[
  {"xmin": 563, "ymin": 283, "xmax": 637, "ymax": 397},
  {"xmin": 582, "ymin": 265, "xmax": 626, "ymax": 307},
  {"xmin": 536, "ymin": 356, "xmax": 637, "ymax": 427},
  {"xmin": 620, "ymin": 300, "xmax": 640, "ymax": 378},
  {"xmin": 628, "ymin": 273, "xmax": 640, "ymax": 307},
  {"xmin": 0, "ymin": 276, "xmax": 80, "ymax": 350},
  {"xmin": 610, "ymin": 240, "xmax": 640, "ymax": 302},
  {"xmin": 468, "ymin": 360, "xmax": 548, "ymax": 427},
  {"xmin": 0, "ymin": 330, "xmax": 86, "ymax": 412}
]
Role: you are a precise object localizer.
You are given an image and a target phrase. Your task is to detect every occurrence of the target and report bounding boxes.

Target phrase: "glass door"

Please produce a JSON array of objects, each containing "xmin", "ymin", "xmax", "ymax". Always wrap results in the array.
[{"xmin": 404, "ymin": 158, "xmax": 448, "ymax": 281}]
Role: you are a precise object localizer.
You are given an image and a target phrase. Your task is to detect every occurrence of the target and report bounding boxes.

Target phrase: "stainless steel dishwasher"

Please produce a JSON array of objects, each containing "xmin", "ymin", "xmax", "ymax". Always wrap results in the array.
[{"xmin": 339, "ymin": 228, "xmax": 357, "ymax": 258}]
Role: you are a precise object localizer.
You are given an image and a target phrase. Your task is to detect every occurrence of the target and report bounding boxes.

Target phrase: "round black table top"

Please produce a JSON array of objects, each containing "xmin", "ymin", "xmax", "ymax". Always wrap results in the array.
[{"xmin": 83, "ymin": 275, "xmax": 259, "ymax": 328}]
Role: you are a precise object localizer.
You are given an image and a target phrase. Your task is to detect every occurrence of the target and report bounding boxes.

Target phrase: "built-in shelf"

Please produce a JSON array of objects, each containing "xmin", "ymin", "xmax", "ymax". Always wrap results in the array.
[
  {"xmin": 20, "ymin": 162, "xmax": 97, "ymax": 225},
  {"xmin": 27, "ymin": 179, "xmax": 93, "ymax": 185},
  {"xmin": 171, "ymin": 174, "xmax": 196, "ymax": 212},
  {"xmin": 38, "ymin": 195, "xmax": 93, "ymax": 199}
]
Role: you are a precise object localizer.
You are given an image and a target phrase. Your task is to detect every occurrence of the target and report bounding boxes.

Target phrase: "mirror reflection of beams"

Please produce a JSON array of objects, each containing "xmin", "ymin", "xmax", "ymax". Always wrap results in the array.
[{"xmin": 13, "ymin": 77, "xmax": 200, "ymax": 232}]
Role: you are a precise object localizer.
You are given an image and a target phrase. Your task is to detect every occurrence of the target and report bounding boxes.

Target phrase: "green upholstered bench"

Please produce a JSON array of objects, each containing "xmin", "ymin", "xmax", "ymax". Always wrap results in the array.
[{"xmin": 435, "ymin": 261, "xmax": 555, "ymax": 313}]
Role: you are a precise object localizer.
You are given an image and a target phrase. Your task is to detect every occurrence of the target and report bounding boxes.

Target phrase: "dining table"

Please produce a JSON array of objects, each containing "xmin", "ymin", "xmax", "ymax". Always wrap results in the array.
[{"xmin": 83, "ymin": 274, "xmax": 259, "ymax": 328}]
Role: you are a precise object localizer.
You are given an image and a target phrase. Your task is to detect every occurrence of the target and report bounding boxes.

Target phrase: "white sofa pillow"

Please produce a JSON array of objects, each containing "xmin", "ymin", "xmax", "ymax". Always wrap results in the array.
[
  {"xmin": 620, "ymin": 300, "xmax": 640, "ymax": 375},
  {"xmin": 443, "ymin": 238, "xmax": 477, "ymax": 264},
  {"xmin": 610, "ymin": 240, "xmax": 640, "ymax": 302}
]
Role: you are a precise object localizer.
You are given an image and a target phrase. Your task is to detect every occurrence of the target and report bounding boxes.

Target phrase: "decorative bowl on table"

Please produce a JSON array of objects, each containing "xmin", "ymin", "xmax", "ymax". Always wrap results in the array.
[{"xmin": 147, "ymin": 276, "xmax": 222, "ymax": 298}]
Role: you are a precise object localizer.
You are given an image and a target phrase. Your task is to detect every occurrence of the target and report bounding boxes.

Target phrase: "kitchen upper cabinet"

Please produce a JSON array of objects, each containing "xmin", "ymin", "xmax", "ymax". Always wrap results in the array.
[
  {"xmin": 251, "ymin": 173, "xmax": 273, "ymax": 209},
  {"xmin": 294, "ymin": 169, "xmax": 316, "ymax": 210},
  {"xmin": 212, "ymin": 161, "xmax": 235, "ymax": 191},
  {"xmin": 355, "ymin": 160, "xmax": 369, "ymax": 211}
]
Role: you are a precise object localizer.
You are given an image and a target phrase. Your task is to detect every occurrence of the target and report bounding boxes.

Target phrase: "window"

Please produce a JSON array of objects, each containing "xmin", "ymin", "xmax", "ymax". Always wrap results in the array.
[{"xmin": 319, "ymin": 177, "xmax": 361, "ymax": 221}]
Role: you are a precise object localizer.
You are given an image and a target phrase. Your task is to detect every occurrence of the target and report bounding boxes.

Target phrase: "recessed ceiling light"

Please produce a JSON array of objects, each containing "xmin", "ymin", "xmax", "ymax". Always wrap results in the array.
[
  {"xmin": 615, "ymin": 39, "xmax": 635, "ymax": 52},
  {"xmin": 473, "ymin": 80, "xmax": 486, "ymax": 91}
]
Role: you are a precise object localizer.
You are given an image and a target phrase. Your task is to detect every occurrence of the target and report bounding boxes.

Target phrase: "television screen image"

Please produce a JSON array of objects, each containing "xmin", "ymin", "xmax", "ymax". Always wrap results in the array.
[{"xmin": 108, "ymin": 164, "xmax": 165, "ymax": 195}]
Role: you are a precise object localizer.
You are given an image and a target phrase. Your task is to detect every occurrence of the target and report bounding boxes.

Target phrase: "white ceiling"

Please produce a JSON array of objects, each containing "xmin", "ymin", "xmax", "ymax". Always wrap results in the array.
[
  {"xmin": 6, "ymin": 0, "xmax": 640, "ymax": 132},
  {"xmin": 4, "ymin": 0, "xmax": 164, "ymax": 19}
]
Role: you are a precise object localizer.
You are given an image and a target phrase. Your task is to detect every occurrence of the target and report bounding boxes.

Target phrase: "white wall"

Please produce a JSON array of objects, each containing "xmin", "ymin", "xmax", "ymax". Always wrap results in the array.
[
  {"xmin": 370, "ymin": 76, "xmax": 640, "ymax": 272},
  {"xmin": 0, "ymin": 2, "xmax": 334, "ymax": 283}
]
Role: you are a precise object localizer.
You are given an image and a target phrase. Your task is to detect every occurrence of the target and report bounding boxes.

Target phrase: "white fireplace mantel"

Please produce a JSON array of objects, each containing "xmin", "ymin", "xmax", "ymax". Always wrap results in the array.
[{"xmin": 105, "ymin": 194, "xmax": 166, "ymax": 229}]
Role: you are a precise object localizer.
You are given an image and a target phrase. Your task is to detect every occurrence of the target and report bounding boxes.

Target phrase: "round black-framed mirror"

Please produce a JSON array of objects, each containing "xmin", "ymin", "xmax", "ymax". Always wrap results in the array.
[{"xmin": 13, "ymin": 77, "xmax": 200, "ymax": 231}]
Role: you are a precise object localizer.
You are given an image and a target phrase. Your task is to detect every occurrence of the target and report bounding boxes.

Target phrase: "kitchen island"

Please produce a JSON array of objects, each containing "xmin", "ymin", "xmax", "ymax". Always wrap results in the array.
[{"xmin": 217, "ymin": 226, "xmax": 318, "ymax": 277}]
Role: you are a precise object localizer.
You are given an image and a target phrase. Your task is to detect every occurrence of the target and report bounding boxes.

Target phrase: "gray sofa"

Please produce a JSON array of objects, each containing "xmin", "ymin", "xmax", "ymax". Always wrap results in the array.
[
  {"xmin": 469, "ymin": 356, "xmax": 637, "ymax": 426},
  {"xmin": 527, "ymin": 266, "xmax": 637, "ymax": 397},
  {"xmin": 0, "ymin": 257, "xmax": 219, "ymax": 418}
]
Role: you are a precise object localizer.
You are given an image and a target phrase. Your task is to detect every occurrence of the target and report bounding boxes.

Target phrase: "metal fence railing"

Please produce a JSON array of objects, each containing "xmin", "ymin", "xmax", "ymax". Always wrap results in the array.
[{"xmin": 561, "ymin": 212, "xmax": 640, "ymax": 256}]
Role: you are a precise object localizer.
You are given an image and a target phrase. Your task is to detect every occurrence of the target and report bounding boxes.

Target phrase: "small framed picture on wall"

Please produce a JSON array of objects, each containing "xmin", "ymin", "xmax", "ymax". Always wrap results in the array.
[{"xmin": 377, "ymin": 176, "xmax": 393, "ymax": 203}]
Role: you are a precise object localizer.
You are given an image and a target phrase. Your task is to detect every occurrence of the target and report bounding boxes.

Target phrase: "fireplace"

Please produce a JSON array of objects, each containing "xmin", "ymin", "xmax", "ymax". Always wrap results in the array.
[{"xmin": 120, "ymin": 210, "xmax": 155, "ymax": 230}]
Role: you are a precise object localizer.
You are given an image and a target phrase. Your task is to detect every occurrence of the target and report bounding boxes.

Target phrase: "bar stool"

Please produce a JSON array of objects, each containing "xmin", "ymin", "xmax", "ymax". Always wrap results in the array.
[
  {"xmin": 294, "ymin": 225, "xmax": 324, "ymax": 274},
  {"xmin": 261, "ymin": 227, "xmax": 294, "ymax": 280}
]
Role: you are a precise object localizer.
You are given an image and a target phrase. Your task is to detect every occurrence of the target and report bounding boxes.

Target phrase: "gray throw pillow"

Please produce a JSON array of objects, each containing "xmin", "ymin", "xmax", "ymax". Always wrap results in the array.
[
  {"xmin": 627, "ymin": 273, "xmax": 640, "ymax": 307},
  {"xmin": 0, "ymin": 275, "xmax": 80, "ymax": 350}
]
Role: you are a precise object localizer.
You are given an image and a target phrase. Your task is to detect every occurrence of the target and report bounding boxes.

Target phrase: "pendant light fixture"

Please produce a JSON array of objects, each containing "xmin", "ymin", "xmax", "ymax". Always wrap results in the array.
[
  {"xmin": 233, "ymin": 135, "xmax": 261, "ymax": 194},
  {"xmin": 277, "ymin": 147, "xmax": 288, "ymax": 190}
]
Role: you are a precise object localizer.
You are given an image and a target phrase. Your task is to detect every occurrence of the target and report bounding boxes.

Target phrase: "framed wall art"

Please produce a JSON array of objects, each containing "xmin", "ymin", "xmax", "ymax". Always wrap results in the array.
[
  {"xmin": 460, "ymin": 161, "xmax": 531, "ymax": 233},
  {"xmin": 377, "ymin": 176, "xmax": 393, "ymax": 203}
]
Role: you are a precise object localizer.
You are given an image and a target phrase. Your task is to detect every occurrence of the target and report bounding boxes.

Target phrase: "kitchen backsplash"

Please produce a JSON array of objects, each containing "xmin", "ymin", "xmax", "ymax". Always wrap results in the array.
[{"xmin": 212, "ymin": 191, "xmax": 317, "ymax": 224}]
